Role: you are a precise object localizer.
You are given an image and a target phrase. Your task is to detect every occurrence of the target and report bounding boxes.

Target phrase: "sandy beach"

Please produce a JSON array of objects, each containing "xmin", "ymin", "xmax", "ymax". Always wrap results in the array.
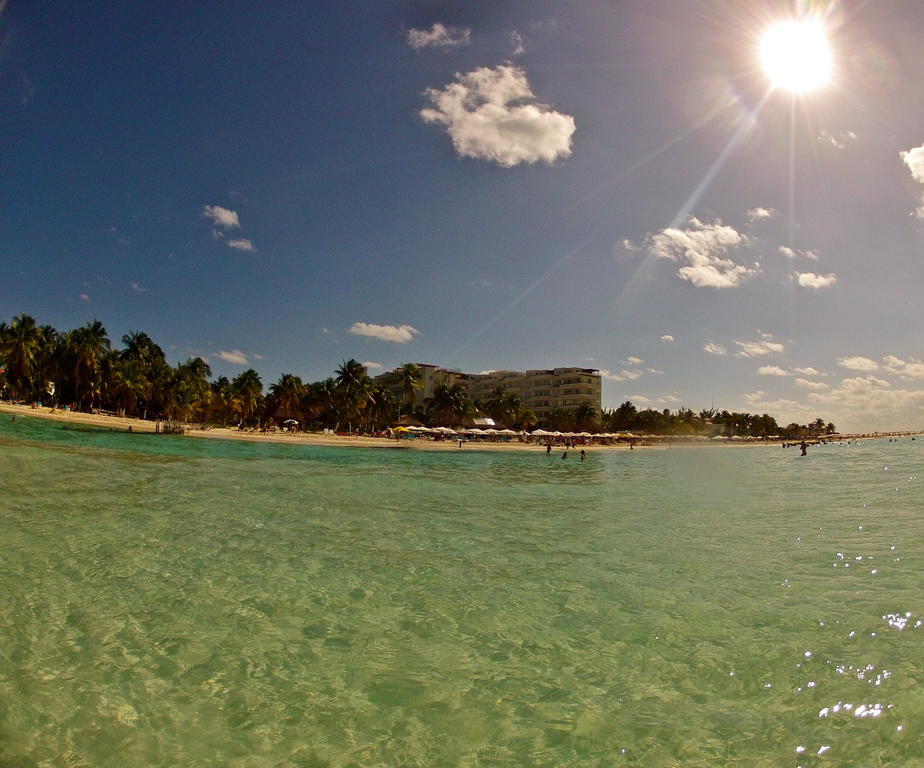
[{"xmin": 4, "ymin": 402, "xmax": 918, "ymax": 453}]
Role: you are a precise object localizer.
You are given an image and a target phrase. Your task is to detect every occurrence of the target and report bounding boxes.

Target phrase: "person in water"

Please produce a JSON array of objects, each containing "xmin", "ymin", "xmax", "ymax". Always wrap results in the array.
[
  {"xmin": 580, "ymin": 449, "xmax": 586, "ymax": 461},
  {"xmin": 800, "ymin": 440, "xmax": 808, "ymax": 456},
  {"xmin": 562, "ymin": 450, "xmax": 568, "ymax": 459}
]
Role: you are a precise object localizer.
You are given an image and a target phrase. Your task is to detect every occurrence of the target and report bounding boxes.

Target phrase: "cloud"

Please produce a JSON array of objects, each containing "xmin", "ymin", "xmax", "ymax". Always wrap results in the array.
[
  {"xmin": 838, "ymin": 356, "xmax": 879, "ymax": 372},
  {"xmin": 780, "ymin": 246, "xmax": 818, "ymax": 261},
  {"xmin": 658, "ymin": 395, "xmax": 682, "ymax": 405},
  {"xmin": 227, "ymin": 238, "xmax": 256, "ymax": 252},
  {"xmin": 900, "ymin": 143, "xmax": 924, "ymax": 218},
  {"xmin": 734, "ymin": 337, "xmax": 784, "ymax": 358},
  {"xmin": 795, "ymin": 378, "xmax": 829, "ymax": 391},
  {"xmin": 621, "ymin": 238, "xmax": 641, "ymax": 252},
  {"xmin": 796, "ymin": 271, "xmax": 836, "ymax": 289},
  {"xmin": 747, "ymin": 207, "xmax": 775, "ymax": 222},
  {"xmin": 420, "ymin": 65, "xmax": 575, "ymax": 167},
  {"xmin": 647, "ymin": 217, "xmax": 758, "ymax": 288},
  {"xmin": 599, "ymin": 368, "xmax": 643, "ymax": 382},
  {"xmin": 130, "ymin": 282, "xmax": 147, "ymax": 292},
  {"xmin": 660, "ymin": 334, "xmax": 674, "ymax": 343},
  {"xmin": 703, "ymin": 342, "xmax": 727, "ymax": 356},
  {"xmin": 882, "ymin": 355, "xmax": 924, "ymax": 381},
  {"xmin": 806, "ymin": 376, "xmax": 924, "ymax": 431},
  {"xmin": 214, "ymin": 349, "xmax": 248, "ymax": 365},
  {"xmin": 321, "ymin": 326, "xmax": 331, "ymax": 335},
  {"xmin": 757, "ymin": 365, "xmax": 788, "ymax": 376},
  {"xmin": 819, "ymin": 129, "xmax": 858, "ymax": 150},
  {"xmin": 202, "ymin": 205, "xmax": 240, "ymax": 229},
  {"xmin": 510, "ymin": 31, "xmax": 525, "ymax": 56},
  {"xmin": 362, "ymin": 361, "xmax": 383, "ymax": 370},
  {"xmin": 793, "ymin": 367, "xmax": 823, "ymax": 376},
  {"xmin": 407, "ymin": 23, "xmax": 471, "ymax": 50},
  {"xmin": 79, "ymin": 293, "xmax": 90, "ymax": 302},
  {"xmin": 623, "ymin": 356, "xmax": 643, "ymax": 365},
  {"xmin": 348, "ymin": 322, "xmax": 420, "ymax": 343},
  {"xmin": 627, "ymin": 394, "xmax": 652, "ymax": 405}
]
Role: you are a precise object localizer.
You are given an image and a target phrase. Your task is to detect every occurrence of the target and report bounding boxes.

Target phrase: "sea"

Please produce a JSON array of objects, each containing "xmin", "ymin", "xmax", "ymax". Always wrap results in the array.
[{"xmin": 2, "ymin": 415, "xmax": 923, "ymax": 767}]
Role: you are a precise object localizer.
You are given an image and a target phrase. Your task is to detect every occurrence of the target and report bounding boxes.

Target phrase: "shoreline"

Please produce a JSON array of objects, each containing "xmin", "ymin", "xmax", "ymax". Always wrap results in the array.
[{"xmin": 2, "ymin": 402, "xmax": 920, "ymax": 453}]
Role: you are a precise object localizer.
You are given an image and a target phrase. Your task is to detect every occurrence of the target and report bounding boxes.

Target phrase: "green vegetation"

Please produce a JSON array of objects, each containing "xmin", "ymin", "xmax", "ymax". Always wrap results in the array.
[
  {"xmin": 602, "ymin": 401, "xmax": 836, "ymax": 439},
  {"xmin": 1, "ymin": 313, "xmax": 830, "ymax": 436}
]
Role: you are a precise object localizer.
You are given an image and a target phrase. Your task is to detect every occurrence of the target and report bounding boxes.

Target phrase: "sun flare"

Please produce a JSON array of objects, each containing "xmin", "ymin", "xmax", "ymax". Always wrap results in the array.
[{"xmin": 760, "ymin": 19, "xmax": 833, "ymax": 93}]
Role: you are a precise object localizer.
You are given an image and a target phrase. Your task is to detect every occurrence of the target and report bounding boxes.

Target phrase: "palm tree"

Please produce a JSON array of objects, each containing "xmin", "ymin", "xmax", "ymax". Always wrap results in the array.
[
  {"xmin": 574, "ymin": 402, "xmax": 598, "ymax": 432},
  {"xmin": 231, "ymin": 369, "xmax": 263, "ymax": 427},
  {"xmin": 0, "ymin": 313, "xmax": 42, "ymax": 400},
  {"xmin": 335, "ymin": 359, "xmax": 372, "ymax": 433},
  {"xmin": 396, "ymin": 363, "xmax": 423, "ymax": 420},
  {"xmin": 268, "ymin": 373, "xmax": 305, "ymax": 423},
  {"xmin": 66, "ymin": 320, "xmax": 111, "ymax": 410},
  {"xmin": 427, "ymin": 383, "xmax": 475, "ymax": 427}
]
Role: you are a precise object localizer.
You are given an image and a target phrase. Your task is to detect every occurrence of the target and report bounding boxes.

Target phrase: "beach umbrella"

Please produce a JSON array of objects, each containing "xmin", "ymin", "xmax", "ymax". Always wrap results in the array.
[
  {"xmin": 578, "ymin": 431, "xmax": 592, "ymax": 437},
  {"xmin": 498, "ymin": 428, "xmax": 517, "ymax": 435},
  {"xmin": 282, "ymin": 419, "xmax": 299, "ymax": 425},
  {"xmin": 531, "ymin": 429, "xmax": 552, "ymax": 436},
  {"xmin": 467, "ymin": 428, "xmax": 485, "ymax": 434}
]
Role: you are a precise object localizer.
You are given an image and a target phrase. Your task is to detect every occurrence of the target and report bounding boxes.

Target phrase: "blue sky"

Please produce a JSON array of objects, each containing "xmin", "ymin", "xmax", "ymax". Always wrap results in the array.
[{"xmin": 2, "ymin": 0, "xmax": 923, "ymax": 431}]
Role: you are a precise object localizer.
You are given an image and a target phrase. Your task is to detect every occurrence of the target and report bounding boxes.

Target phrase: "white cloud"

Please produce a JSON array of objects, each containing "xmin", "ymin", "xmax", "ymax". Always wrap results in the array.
[
  {"xmin": 795, "ymin": 378, "xmax": 829, "ymax": 391},
  {"xmin": 407, "ymin": 23, "xmax": 471, "ymax": 50},
  {"xmin": 79, "ymin": 293, "xmax": 90, "ymax": 302},
  {"xmin": 321, "ymin": 327, "xmax": 331, "ymax": 335},
  {"xmin": 793, "ymin": 367, "xmax": 824, "ymax": 376},
  {"xmin": 623, "ymin": 356, "xmax": 643, "ymax": 365},
  {"xmin": 883, "ymin": 355, "xmax": 924, "ymax": 381},
  {"xmin": 747, "ymin": 207, "xmax": 775, "ymax": 221},
  {"xmin": 227, "ymin": 238, "xmax": 256, "ymax": 252},
  {"xmin": 819, "ymin": 129, "xmax": 858, "ymax": 150},
  {"xmin": 838, "ymin": 356, "xmax": 879, "ymax": 372},
  {"xmin": 420, "ymin": 65, "xmax": 575, "ymax": 167},
  {"xmin": 362, "ymin": 361, "xmax": 383, "ymax": 370},
  {"xmin": 510, "ymin": 31, "xmax": 525, "ymax": 56},
  {"xmin": 757, "ymin": 365, "xmax": 788, "ymax": 376},
  {"xmin": 796, "ymin": 271, "xmax": 836, "ymax": 289},
  {"xmin": 703, "ymin": 342, "xmax": 727, "ymax": 356},
  {"xmin": 202, "ymin": 205, "xmax": 240, "ymax": 229},
  {"xmin": 780, "ymin": 246, "xmax": 818, "ymax": 261},
  {"xmin": 660, "ymin": 334, "xmax": 674, "ymax": 343},
  {"xmin": 130, "ymin": 282, "xmax": 147, "ymax": 292},
  {"xmin": 348, "ymin": 322, "xmax": 420, "ymax": 343},
  {"xmin": 734, "ymin": 338, "xmax": 784, "ymax": 358},
  {"xmin": 647, "ymin": 217, "xmax": 758, "ymax": 288},
  {"xmin": 621, "ymin": 238, "xmax": 641, "ymax": 252},
  {"xmin": 658, "ymin": 395, "xmax": 682, "ymax": 405},
  {"xmin": 807, "ymin": 376, "xmax": 924, "ymax": 431},
  {"xmin": 215, "ymin": 349, "xmax": 248, "ymax": 365},
  {"xmin": 627, "ymin": 394, "xmax": 652, "ymax": 404},
  {"xmin": 599, "ymin": 368, "xmax": 643, "ymax": 382},
  {"xmin": 900, "ymin": 144, "xmax": 924, "ymax": 218}
]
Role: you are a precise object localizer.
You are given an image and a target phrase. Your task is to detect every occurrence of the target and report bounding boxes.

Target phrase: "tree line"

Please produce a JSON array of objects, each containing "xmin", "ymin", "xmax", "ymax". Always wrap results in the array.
[{"xmin": 1, "ymin": 313, "xmax": 833, "ymax": 436}]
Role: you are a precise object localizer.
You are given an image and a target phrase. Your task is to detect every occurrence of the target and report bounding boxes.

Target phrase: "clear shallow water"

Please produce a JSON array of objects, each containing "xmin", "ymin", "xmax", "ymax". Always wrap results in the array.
[{"xmin": 2, "ymin": 417, "xmax": 923, "ymax": 767}]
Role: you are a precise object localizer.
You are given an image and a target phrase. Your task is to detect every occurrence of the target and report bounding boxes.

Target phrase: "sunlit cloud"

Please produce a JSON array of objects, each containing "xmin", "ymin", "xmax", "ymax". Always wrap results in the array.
[
  {"xmin": 599, "ymin": 368, "xmax": 644, "ymax": 382},
  {"xmin": 779, "ymin": 246, "xmax": 818, "ymax": 261},
  {"xmin": 420, "ymin": 65, "xmax": 575, "ymax": 167},
  {"xmin": 757, "ymin": 365, "xmax": 788, "ymax": 376},
  {"xmin": 201, "ymin": 205, "xmax": 240, "ymax": 229},
  {"xmin": 647, "ymin": 217, "xmax": 758, "ymax": 288},
  {"xmin": 818, "ymin": 129, "xmax": 858, "ymax": 150},
  {"xmin": 704, "ymin": 342, "xmax": 727, "ymax": 356},
  {"xmin": 796, "ymin": 378, "xmax": 829, "ymax": 391},
  {"xmin": 348, "ymin": 322, "xmax": 420, "ymax": 343},
  {"xmin": 407, "ymin": 23, "xmax": 471, "ymax": 50},
  {"xmin": 900, "ymin": 143, "xmax": 924, "ymax": 218},
  {"xmin": 883, "ymin": 355, "xmax": 924, "ymax": 381},
  {"xmin": 130, "ymin": 282, "xmax": 147, "ymax": 292},
  {"xmin": 622, "ymin": 356, "xmax": 643, "ymax": 365},
  {"xmin": 795, "ymin": 271, "xmax": 836, "ymax": 289},
  {"xmin": 361, "ymin": 361, "xmax": 383, "ymax": 370},
  {"xmin": 747, "ymin": 206, "xmax": 775, "ymax": 222},
  {"xmin": 510, "ymin": 31, "xmax": 525, "ymax": 56},
  {"xmin": 660, "ymin": 334, "xmax": 674, "ymax": 343},
  {"xmin": 79, "ymin": 292, "xmax": 90, "ymax": 302},
  {"xmin": 734, "ymin": 336, "xmax": 784, "ymax": 358},
  {"xmin": 793, "ymin": 366, "xmax": 824, "ymax": 376},
  {"xmin": 227, "ymin": 238, "xmax": 256, "ymax": 252},
  {"xmin": 838, "ymin": 356, "xmax": 879, "ymax": 372},
  {"xmin": 214, "ymin": 349, "xmax": 248, "ymax": 365}
]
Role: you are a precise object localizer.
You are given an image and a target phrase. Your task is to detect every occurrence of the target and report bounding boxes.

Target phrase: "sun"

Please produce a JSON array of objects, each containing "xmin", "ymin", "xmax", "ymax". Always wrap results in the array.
[{"xmin": 760, "ymin": 19, "xmax": 833, "ymax": 93}]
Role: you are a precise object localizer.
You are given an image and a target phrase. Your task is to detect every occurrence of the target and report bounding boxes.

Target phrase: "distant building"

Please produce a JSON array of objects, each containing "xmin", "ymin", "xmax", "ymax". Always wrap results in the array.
[{"xmin": 373, "ymin": 364, "xmax": 601, "ymax": 426}]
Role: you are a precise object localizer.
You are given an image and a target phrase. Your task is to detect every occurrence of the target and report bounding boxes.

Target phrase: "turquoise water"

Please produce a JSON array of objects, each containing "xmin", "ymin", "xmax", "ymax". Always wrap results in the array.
[{"xmin": 2, "ymin": 417, "xmax": 923, "ymax": 767}]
